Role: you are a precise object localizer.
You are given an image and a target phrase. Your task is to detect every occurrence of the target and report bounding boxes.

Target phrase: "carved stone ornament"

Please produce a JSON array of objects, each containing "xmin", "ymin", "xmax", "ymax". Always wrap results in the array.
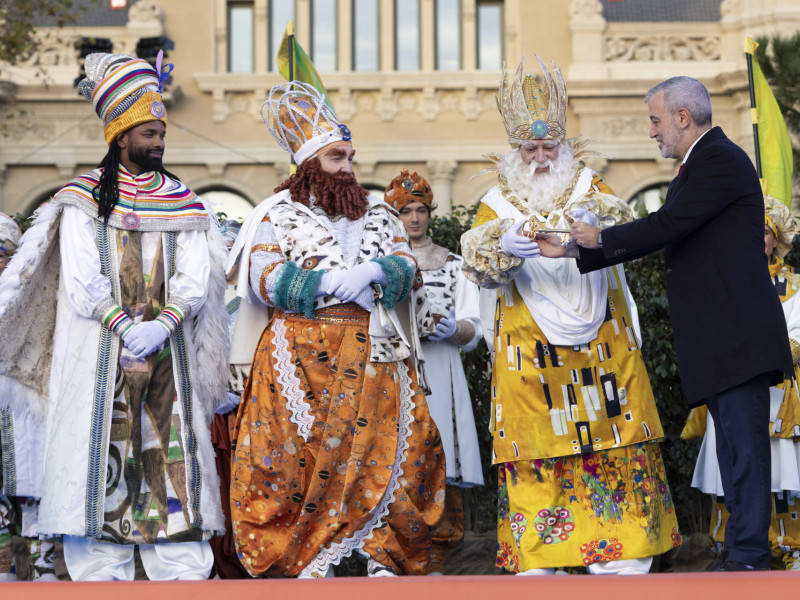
[
  {"xmin": 605, "ymin": 35, "xmax": 721, "ymax": 62},
  {"xmin": 570, "ymin": 0, "xmax": 603, "ymax": 20},
  {"xmin": 426, "ymin": 160, "xmax": 458, "ymax": 182},
  {"xmin": 720, "ymin": 0, "xmax": 741, "ymax": 17},
  {"xmin": 602, "ymin": 117, "xmax": 649, "ymax": 139},
  {"xmin": 128, "ymin": 0, "xmax": 165, "ymax": 23}
]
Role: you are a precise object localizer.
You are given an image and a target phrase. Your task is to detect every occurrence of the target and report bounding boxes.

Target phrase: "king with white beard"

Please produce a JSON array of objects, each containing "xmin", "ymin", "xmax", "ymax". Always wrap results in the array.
[{"xmin": 461, "ymin": 57, "xmax": 681, "ymax": 575}]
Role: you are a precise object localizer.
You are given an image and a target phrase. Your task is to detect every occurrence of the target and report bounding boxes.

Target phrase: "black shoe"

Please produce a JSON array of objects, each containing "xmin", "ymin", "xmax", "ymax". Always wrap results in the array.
[
  {"xmin": 707, "ymin": 554, "xmax": 726, "ymax": 572},
  {"xmin": 721, "ymin": 560, "xmax": 768, "ymax": 572}
]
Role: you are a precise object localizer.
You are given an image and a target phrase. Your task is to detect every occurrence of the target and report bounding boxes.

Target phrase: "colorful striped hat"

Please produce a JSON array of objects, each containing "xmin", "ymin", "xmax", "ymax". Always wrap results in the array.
[{"xmin": 78, "ymin": 52, "xmax": 172, "ymax": 144}]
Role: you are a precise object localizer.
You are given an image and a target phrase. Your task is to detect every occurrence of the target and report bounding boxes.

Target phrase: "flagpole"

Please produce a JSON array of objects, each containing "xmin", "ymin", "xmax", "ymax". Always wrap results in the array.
[
  {"xmin": 288, "ymin": 20, "xmax": 295, "ymax": 83},
  {"xmin": 287, "ymin": 21, "xmax": 296, "ymax": 172},
  {"xmin": 745, "ymin": 48, "xmax": 763, "ymax": 178}
]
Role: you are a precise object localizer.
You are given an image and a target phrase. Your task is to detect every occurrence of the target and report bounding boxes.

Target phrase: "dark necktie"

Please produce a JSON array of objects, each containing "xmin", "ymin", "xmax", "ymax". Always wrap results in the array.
[{"xmin": 678, "ymin": 163, "xmax": 684, "ymax": 177}]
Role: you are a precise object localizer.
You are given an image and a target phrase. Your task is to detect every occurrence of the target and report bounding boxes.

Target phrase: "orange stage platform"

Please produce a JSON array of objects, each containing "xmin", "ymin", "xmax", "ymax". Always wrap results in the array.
[{"xmin": 2, "ymin": 572, "xmax": 797, "ymax": 600}]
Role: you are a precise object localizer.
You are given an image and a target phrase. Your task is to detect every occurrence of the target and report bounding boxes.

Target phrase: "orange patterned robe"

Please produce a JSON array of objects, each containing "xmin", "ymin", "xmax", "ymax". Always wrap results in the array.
[{"xmin": 231, "ymin": 307, "xmax": 446, "ymax": 577}]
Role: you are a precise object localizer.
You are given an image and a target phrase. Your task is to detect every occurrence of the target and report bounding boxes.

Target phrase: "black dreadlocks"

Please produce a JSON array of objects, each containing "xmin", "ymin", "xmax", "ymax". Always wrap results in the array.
[{"xmin": 93, "ymin": 140, "xmax": 181, "ymax": 224}]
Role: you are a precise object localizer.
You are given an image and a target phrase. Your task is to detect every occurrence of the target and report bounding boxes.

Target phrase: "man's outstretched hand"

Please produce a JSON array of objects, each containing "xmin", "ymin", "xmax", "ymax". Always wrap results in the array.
[
  {"xmin": 570, "ymin": 222, "xmax": 602, "ymax": 249},
  {"xmin": 533, "ymin": 232, "xmax": 579, "ymax": 258}
]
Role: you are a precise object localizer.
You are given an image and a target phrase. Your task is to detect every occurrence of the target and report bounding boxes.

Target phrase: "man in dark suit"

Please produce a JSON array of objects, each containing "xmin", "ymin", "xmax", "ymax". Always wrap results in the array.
[{"xmin": 539, "ymin": 76, "xmax": 792, "ymax": 571}]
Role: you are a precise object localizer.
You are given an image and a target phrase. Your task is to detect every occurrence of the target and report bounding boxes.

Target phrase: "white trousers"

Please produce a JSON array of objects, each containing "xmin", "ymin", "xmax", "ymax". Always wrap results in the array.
[
  {"xmin": 516, "ymin": 557, "xmax": 653, "ymax": 576},
  {"xmin": 63, "ymin": 535, "xmax": 213, "ymax": 581},
  {"xmin": 586, "ymin": 557, "xmax": 653, "ymax": 575}
]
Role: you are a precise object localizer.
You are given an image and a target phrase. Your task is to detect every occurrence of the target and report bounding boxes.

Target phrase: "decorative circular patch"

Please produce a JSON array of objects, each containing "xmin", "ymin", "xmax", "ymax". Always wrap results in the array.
[
  {"xmin": 531, "ymin": 119, "xmax": 548, "ymax": 138},
  {"xmin": 533, "ymin": 506, "xmax": 574, "ymax": 544},
  {"xmin": 580, "ymin": 538, "xmax": 623, "ymax": 565},
  {"xmin": 150, "ymin": 100, "xmax": 166, "ymax": 119},
  {"xmin": 671, "ymin": 527, "xmax": 682, "ymax": 547},
  {"xmin": 122, "ymin": 211, "xmax": 140, "ymax": 230},
  {"xmin": 509, "ymin": 512, "xmax": 528, "ymax": 548}
]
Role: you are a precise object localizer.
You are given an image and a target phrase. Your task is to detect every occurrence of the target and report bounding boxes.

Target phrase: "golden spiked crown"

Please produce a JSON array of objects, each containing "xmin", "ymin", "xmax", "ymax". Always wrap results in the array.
[
  {"xmin": 764, "ymin": 194, "xmax": 797, "ymax": 258},
  {"xmin": 496, "ymin": 55, "xmax": 567, "ymax": 146}
]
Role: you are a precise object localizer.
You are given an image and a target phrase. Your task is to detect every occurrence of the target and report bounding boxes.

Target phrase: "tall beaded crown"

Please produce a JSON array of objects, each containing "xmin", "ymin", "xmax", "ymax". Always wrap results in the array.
[
  {"xmin": 261, "ymin": 82, "xmax": 352, "ymax": 165},
  {"xmin": 77, "ymin": 52, "xmax": 171, "ymax": 144},
  {"xmin": 497, "ymin": 55, "xmax": 567, "ymax": 146}
]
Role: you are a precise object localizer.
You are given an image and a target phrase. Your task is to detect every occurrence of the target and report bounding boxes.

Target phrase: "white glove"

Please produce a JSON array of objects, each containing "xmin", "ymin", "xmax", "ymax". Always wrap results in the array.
[
  {"xmin": 125, "ymin": 321, "xmax": 171, "ymax": 359},
  {"xmin": 429, "ymin": 310, "xmax": 457, "ymax": 342},
  {"xmin": 317, "ymin": 272, "xmax": 335, "ymax": 296},
  {"xmin": 500, "ymin": 221, "xmax": 540, "ymax": 258},
  {"xmin": 570, "ymin": 208, "xmax": 600, "ymax": 227},
  {"xmin": 325, "ymin": 262, "xmax": 382, "ymax": 303},
  {"xmin": 215, "ymin": 392, "xmax": 242, "ymax": 415}
]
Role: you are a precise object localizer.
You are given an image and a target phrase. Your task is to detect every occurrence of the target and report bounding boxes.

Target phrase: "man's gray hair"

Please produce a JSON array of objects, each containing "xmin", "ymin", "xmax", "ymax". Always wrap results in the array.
[{"xmin": 645, "ymin": 76, "xmax": 712, "ymax": 127}]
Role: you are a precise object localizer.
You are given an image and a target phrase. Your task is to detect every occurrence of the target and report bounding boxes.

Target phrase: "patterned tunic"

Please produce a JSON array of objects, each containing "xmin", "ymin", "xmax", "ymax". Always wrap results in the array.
[
  {"xmin": 461, "ymin": 166, "xmax": 680, "ymax": 570},
  {"xmin": 230, "ymin": 194, "xmax": 446, "ymax": 577}
]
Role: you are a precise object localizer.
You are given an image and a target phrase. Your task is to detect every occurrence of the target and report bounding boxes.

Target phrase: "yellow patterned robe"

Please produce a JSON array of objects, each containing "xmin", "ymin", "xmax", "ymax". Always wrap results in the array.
[{"xmin": 462, "ymin": 166, "xmax": 680, "ymax": 570}]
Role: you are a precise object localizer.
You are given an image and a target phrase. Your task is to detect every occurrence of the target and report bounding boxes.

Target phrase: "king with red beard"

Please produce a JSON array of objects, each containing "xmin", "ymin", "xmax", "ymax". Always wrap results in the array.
[{"xmin": 226, "ymin": 82, "xmax": 446, "ymax": 579}]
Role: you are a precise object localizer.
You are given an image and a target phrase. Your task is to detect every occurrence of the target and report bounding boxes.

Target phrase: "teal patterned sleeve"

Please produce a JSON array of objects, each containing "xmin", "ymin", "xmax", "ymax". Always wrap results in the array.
[
  {"xmin": 273, "ymin": 260, "xmax": 325, "ymax": 318},
  {"xmin": 371, "ymin": 255, "xmax": 415, "ymax": 309}
]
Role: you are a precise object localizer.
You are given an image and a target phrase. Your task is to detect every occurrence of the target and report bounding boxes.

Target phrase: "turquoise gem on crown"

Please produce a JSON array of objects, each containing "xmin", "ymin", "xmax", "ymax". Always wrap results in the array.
[{"xmin": 531, "ymin": 120, "xmax": 548, "ymax": 139}]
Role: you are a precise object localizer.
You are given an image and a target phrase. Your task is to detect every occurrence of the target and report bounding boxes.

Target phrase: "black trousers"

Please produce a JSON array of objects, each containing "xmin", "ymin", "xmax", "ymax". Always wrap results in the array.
[{"xmin": 705, "ymin": 372, "xmax": 772, "ymax": 568}]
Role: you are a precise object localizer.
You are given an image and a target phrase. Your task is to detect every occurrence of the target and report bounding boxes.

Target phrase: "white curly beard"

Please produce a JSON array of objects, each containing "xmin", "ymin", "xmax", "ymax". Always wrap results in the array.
[{"xmin": 498, "ymin": 145, "xmax": 579, "ymax": 213}]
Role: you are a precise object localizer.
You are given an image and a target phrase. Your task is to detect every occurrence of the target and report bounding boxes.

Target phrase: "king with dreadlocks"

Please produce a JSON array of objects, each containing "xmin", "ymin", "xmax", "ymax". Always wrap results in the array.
[
  {"xmin": 226, "ymin": 82, "xmax": 446, "ymax": 578},
  {"xmin": 0, "ymin": 52, "xmax": 230, "ymax": 580}
]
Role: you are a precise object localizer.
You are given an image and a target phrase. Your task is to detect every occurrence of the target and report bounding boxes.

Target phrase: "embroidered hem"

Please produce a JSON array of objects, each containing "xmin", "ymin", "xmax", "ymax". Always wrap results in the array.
[{"xmin": 272, "ymin": 318, "xmax": 314, "ymax": 442}]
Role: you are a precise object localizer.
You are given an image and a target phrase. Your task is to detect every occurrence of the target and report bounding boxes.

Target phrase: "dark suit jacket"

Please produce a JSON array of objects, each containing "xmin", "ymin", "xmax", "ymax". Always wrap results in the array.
[{"xmin": 577, "ymin": 126, "xmax": 792, "ymax": 405}]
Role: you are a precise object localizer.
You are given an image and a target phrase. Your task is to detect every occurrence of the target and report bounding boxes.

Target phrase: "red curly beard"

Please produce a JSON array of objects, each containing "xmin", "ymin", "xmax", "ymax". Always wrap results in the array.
[{"xmin": 274, "ymin": 156, "xmax": 370, "ymax": 220}]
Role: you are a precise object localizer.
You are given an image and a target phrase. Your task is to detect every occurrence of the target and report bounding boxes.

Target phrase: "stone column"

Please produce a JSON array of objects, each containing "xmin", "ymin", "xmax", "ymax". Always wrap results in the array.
[
  {"xmin": 420, "ymin": 0, "xmax": 435, "ymax": 71},
  {"xmin": 213, "ymin": 0, "xmax": 227, "ymax": 71},
  {"xmin": 568, "ymin": 0, "xmax": 606, "ymax": 79},
  {"xmin": 254, "ymin": 0, "xmax": 268, "ymax": 72},
  {"xmin": 338, "ymin": 0, "xmax": 353, "ymax": 71},
  {"xmin": 426, "ymin": 160, "xmax": 459, "ymax": 216},
  {"xmin": 462, "ymin": 0, "xmax": 477, "ymax": 72},
  {"xmin": 380, "ymin": 0, "xmax": 394, "ymax": 71}
]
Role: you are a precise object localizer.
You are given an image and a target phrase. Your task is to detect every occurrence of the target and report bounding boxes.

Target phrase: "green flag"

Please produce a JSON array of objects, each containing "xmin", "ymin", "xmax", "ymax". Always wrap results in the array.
[
  {"xmin": 745, "ymin": 36, "xmax": 793, "ymax": 208},
  {"xmin": 276, "ymin": 20, "xmax": 336, "ymax": 116}
]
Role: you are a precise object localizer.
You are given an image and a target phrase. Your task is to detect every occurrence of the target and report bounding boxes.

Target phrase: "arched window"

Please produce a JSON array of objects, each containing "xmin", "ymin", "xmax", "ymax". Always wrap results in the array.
[
  {"xmin": 364, "ymin": 184, "xmax": 385, "ymax": 205},
  {"xmin": 197, "ymin": 188, "xmax": 255, "ymax": 223},
  {"xmin": 25, "ymin": 188, "xmax": 62, "ymax": 217},
  {"xmin": 628, "ymin": 182, "xmax": 669, "ymax": 216}
]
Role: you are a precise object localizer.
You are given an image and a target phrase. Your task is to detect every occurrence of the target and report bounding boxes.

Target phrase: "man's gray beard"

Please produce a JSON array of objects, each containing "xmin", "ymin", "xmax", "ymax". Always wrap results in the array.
[{"xmin": 499, "ymin": 145, "xmax": 579, "ymax": 213}]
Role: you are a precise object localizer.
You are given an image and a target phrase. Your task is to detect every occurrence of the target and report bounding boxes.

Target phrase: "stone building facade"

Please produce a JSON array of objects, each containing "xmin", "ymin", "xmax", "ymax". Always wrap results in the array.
[{"xmin": 1, "ymin": 0, "xmax": 799, "ymax": 220}]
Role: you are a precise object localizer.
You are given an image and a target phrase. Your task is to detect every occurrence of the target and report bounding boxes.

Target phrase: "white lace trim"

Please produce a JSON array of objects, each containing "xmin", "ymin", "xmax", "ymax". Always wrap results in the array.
[
  {"xmin": 299, "ymin": 362, "xmax": 416, "ymax": 578},
  {"xmin": 272, "ymin": 318, "xmax": 314, "ymax": 442}
]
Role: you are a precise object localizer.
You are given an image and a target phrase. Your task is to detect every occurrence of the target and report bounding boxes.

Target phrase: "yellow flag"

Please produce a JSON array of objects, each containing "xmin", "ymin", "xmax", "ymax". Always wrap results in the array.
[
  {"xmin": 745, "ymin": 36, "xmax": 793, "ymax": 208},
  {"xmin": 276, "ymin": 20, "xmax": 336, "ymax": 116}
]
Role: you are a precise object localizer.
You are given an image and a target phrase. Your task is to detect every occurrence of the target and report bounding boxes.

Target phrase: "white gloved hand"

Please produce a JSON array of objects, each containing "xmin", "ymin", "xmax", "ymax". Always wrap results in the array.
[
  {"xmin": 570, "ymin": 208, "xmax": 600, "ymax": 227},
  {"xmin": 326, "ymin": 262, "xmax": 382, "ymax": 304},
  {"xmin": 428, "ymin": 310, "xmax": 458, "ymax": 342},
  {"xmin": 317, "ymin": 271, "xmax": 335, "ymax": 296},
  {"xmin": 125, "ymin": 321, "xmax": 171, "ymax": 359},
  {"xmin": 215, "ymin": 391, "xmax": 242, "ymax": 415},
  {"xmin": 500, "ymin": 221, "xmax": 540, "ymax": 258}
]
